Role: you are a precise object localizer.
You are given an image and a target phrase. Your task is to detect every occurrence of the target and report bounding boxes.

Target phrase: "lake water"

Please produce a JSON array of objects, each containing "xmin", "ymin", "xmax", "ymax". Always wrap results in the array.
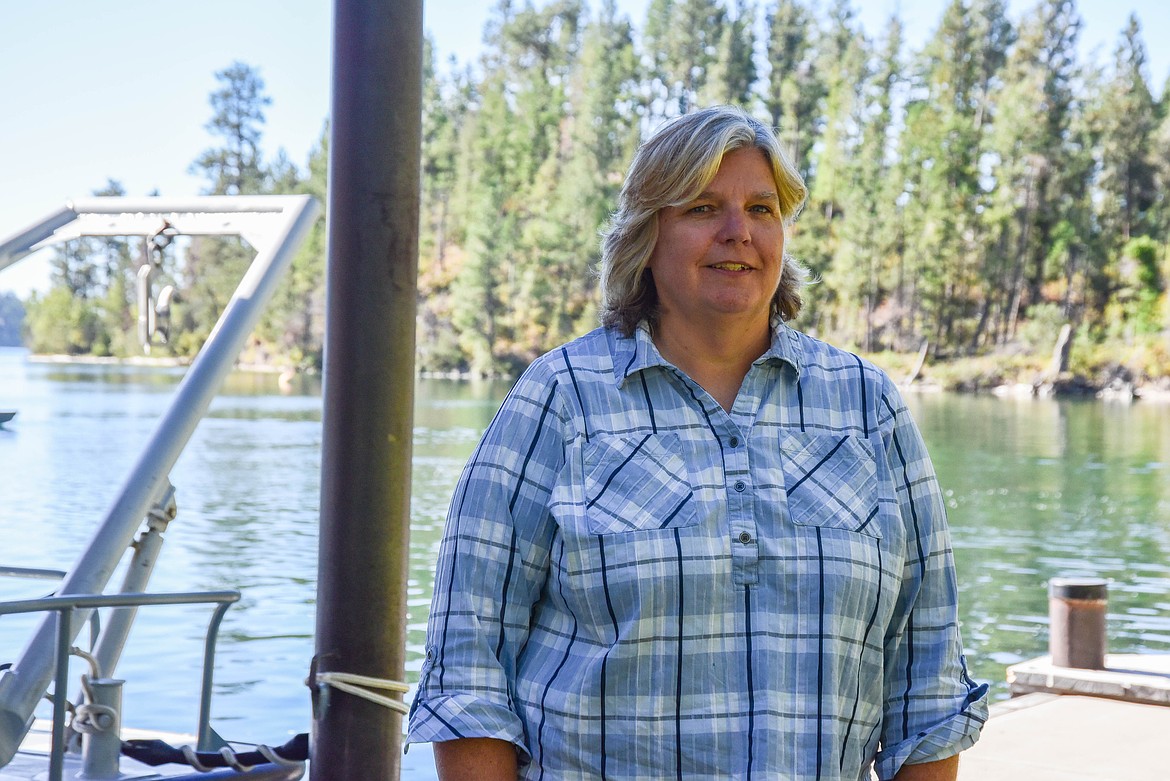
[{"xmin": 2, "ymin": 346, "xmax": 1169, "ymax": 768}]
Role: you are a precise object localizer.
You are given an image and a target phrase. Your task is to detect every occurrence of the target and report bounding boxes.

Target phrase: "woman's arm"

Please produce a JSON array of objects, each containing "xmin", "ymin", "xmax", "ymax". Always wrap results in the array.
[
  {"xmin": 874, "ymin": 376, "xmax": 987, "ymax": 778},
  {"xmin": 434, "ymin": 738, "xmax": 518, "ymax": 781},
  {"xmin": 893, "ymin": 754, "xmax": 959, "ymax": 781}
]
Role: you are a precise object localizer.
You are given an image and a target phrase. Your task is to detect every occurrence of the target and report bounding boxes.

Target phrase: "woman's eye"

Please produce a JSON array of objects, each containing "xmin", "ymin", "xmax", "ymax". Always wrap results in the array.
[
  {"xmin": 687, "ymin": 204, "xmax": 712, "ymax": 214},
  {"xmin": 750, "ymin": 204, "xmax": 775, "ymax": 214}
]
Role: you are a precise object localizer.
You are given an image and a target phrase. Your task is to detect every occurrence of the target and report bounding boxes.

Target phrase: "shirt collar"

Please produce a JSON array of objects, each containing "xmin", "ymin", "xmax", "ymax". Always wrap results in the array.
[{"xmin": 611, "ymin": 316, "xmax": 805, "ymax": 387}]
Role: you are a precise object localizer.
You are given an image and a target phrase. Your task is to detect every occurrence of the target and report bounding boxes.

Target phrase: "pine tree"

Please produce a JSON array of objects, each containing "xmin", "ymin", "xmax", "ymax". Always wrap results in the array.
[
  {"xmin": 258, "ymin": 128, "xmax": 323, "ymax": 368},
  {"xmin": 792, "ymin": 0, "xmax": 870, "ymax": 336},
  {"xmin": 91, "ymin": 179, "xmax": 140, "ymax": 355},
  {"xmin": 1095, "ymin": 15, "xmax": 1158, "ymax": 248},
  {"xmin": 897, "ymin": 0, "xmax": 1013, "ymax": 352},
  {"xmin": 642, "ymin": 0, "xmax": 725, "ymax": 117},
  {"xmin": 447, "ymin": 0, "xmax": 587, "ymax": 374},
  {"xmin": 181, "ymin": 61, "xmax": 273, "ymax": 357},
  {"xmin": 417, "ymin": 38, "xmax": 473, "ymax": 371},
  {"xmin": 835, "ymin": 15, "xmax": 904, "ymax": 351},
  {"xmin": 762, "ymin": 0, "xmax": 823, "ymax": 180},
  {"xmin": 191, "ymin": 61, "xmax": 271, "ymax": 196},
  {"xmin": 984, "ymin": 0, "xmax": 1081, "ymax": 344},
  {"xmin": 700, "ymin": 0, "xmax": 757, "ymax": 107},
  {"xmin": 521, "ymin": 0, "xmax": 641, "ymax": 349}
]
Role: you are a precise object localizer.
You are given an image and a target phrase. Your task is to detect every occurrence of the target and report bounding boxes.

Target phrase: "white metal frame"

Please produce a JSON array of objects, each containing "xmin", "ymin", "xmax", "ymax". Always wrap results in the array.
[{"xmin": 0, "ymin": 195, "xmax": 320, "ymax": 767}]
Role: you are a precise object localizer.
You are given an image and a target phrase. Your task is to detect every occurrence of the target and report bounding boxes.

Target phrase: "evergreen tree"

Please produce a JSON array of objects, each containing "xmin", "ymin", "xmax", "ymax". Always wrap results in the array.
[
  {"xmin": 257, "ymin": 128, "xmax": 323, "ymax": 368},
  {"xmin": 1150, "ymin": 79, "xmax": 1170, "ymax": 243},
  {"xmin": 0, "ymin": 292, "xmax": 25, "ymax": 346},
  {"xmin": 91, "ymin": 179, "xmax": 140, "ymax": 356},
  {"xmin": 181, "ymin": 61, "xmax": 273, "ymax": 357},
  {"xmin": 1094, "ymin": 15, "xmax": 1158, "ymax": 248},
  {"xmin": 897, "ymin": 0, "xmax": 1013, "ymax": 352},
  {"xmin": 983, "ymin": 0, "xmax": 1081, "ymax": 345},
  {"xmin": 834, "ymin": 15, "xmax": 904, "ymax": 350},
  {"xmin": 26, "ymin": 180, "xmax": 135, "ymax": 355},
  {"xmin": 762, "ymin": 0, "xmax": 822, "ymax": 179},
  {"xmin": 520, "ymin": 0, "xmax": 641, "ymax": 350},
  {"xmin": 700, "ymin": 0, "xmax": 757, "ymax": 107},
  {"xmin": 791, "ymin": 1, "xmax": 869, "ymax": 335},
  {"xmin": 191, "ymin": 61, "xmax": 271, "ymax": 196},
  {"xmin": 642, "ymin": 0, "xmax": 725, "ymax": 117},
  {"xmin": 417, "ymin": 38, "xmax": 478, "ymax": 372}
]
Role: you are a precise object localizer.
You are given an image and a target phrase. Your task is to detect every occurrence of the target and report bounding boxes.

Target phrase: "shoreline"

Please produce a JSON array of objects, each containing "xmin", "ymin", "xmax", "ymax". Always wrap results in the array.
[
  {"xmin": 18, "ymin": 352, "xmax": 1170, "ymax": 401},
  {"xmin": 24, "ymin": 352, "xmax": 300, "ymax": 376}
]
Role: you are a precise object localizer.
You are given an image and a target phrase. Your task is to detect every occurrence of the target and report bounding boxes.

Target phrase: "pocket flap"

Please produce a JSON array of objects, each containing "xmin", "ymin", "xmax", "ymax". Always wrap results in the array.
[
  {"xmin": 780, "ymin": 432, "xmax": 881, "ymax": 537},
  {"xmin": 583, "ymin": 432, "xmax": 697, "ymax": 535}
]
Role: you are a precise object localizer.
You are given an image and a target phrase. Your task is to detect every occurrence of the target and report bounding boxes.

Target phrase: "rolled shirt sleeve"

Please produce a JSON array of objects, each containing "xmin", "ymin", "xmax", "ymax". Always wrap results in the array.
[
  {"xmin": 407, "ymin": 360, "xmax": 568, "ymax": 760},
  {"xmin": 873, "ymin": 378, "xmax": 989, "ymax": 779}
]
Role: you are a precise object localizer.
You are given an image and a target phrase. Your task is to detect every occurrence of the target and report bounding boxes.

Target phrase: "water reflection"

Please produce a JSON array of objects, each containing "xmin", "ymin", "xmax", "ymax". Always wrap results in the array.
[{"xmin": 908, "ymin": 393, "xmax": 1170, "ymax": 691}]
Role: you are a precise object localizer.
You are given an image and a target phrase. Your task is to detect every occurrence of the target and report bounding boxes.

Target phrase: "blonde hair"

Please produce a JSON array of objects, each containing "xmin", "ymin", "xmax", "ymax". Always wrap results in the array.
[{"xmin": 600, "ymin": 105, "xmax": 808, "ymax": 336}]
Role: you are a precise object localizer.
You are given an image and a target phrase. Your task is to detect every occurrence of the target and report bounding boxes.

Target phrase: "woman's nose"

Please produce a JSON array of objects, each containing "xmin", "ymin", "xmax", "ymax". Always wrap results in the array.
[{"xmin": 718, "ymin": 211, "xmax": 751, "ymax": 243}]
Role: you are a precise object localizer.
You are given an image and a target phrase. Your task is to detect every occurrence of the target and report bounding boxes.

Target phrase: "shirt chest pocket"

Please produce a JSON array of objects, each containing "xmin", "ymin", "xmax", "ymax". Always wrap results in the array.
[
  {"xmin": 780, "ymin": 432, "xmax": 882, "ymax": 538},
  {"xmin": 582, "ymin": 432, "xmax": 700, "ymax": 535}
]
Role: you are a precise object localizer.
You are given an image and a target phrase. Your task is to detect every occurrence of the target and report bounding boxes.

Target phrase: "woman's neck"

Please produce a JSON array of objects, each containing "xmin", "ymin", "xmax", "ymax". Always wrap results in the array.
[{"xmin": 651, "ymin": 317, "xmax": 771, "ymax": 413}]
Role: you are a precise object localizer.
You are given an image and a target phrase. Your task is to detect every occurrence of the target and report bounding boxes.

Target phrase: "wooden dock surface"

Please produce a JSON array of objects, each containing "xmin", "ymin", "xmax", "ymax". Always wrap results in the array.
[
  {"xmin": 960, "ymin": 653, "xmax": 1170, "ymax": 780},
  {"xmin": 960, "ymin": 693, "xmax": 1170, "ymax": 780}
]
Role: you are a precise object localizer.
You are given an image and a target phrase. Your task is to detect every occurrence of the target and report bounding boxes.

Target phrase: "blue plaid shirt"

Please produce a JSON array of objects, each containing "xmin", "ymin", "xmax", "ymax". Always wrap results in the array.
[{"xmin": 408, "ymin": 321, "xmax": 987, "ymax": 780}]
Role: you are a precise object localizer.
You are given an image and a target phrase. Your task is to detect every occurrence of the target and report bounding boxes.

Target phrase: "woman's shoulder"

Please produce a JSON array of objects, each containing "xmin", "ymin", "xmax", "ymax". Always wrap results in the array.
[
  {"xmin": 787, "ymin": 328, "xmax": 893, "ymax": 386},
  {"xmin": 525, "ymin": 326, "xmax": 621, "ymax": 383}
]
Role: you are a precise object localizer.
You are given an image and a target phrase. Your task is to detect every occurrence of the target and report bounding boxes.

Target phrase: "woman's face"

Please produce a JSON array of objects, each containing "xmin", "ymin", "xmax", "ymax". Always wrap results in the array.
[{"xmin": 646, "ymin": 146, "xmax": 785, "ymax": 340}]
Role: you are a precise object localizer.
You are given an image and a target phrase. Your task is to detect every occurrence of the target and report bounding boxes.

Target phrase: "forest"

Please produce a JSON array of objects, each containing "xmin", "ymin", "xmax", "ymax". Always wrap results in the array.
[{"xmin": 15, "ymin": 0, "xmax": 1170, "ymax": 387}]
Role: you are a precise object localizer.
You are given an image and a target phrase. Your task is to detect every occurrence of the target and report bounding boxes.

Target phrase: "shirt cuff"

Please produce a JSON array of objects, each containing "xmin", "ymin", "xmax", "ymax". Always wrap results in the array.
[
  {"xmin": 873, "ymin": 683, "xmax": 990, "ymax": 780},
  {"xmin": 406, "ymin": 692, "xmax": 531, "ymax": 762}
]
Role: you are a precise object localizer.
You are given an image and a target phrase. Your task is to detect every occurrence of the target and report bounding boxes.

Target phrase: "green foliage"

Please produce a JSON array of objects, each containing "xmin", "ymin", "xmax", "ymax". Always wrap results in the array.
[
  {"xmin": 190, "ymin": 61, "xmax": 271, "ymax": 196},
  {"xmin": 23, "ymin": 286, "xmax": 108, "ymax": 355},
  {"xmin": 1015, "ymin": 302, "xmax": 1066, "ymax": 354},
  {"xmin": 0, "ymin": 292, "xmax": 25, "ymax": 346},
  {"xmin": 1068, "ymin": 328, "xmax": 1170, "ymax": 383},
  {"xmin": 763, "ymin": 0, "xmax": 823, "ymax": 178},
  {"xmin": 22, "ymin": 1, "xmax": 1170, "ymax": 386},
  {"xmin": 1115, "ymin": 236, "xmax": 1165, "ymax": 334}
]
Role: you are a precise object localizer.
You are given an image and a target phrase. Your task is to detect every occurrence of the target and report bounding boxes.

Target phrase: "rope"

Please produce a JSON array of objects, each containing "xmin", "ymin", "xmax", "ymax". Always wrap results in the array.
[
  {"xmin": 71, "ymin": 646, "xmax": 103, "ymax": 679},
  {"xmin": 312, "ymin": 671, "xmax": 411, "ymax": 715},
  {"xmin": 123, "ymin": 733, "xmax": 308, "ymax": 770},
  {"xmin": 178, "ymin": 743, "xmax": 302, "ymax": 772},
  {"xmin": 179, "ymin": 745, "xmax": 215, "ymax": 773},
  {"xmin": 70, "ymin": 672, "xmax": 117, "ymax": 736}
]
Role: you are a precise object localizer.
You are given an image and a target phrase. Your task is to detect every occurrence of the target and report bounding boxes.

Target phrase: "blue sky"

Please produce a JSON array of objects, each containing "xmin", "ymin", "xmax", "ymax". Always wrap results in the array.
[{"xmin": 2, "ymin": 0, "xmax": 1167, "ymax": 295}]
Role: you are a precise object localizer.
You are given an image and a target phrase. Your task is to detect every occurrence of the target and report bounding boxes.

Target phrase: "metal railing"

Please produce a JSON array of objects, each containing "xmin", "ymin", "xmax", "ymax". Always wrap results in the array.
[
  {"xmin": 0, "ymin": 590, "xmax": 240, "ymax": 781},
  {"xmin": 0, "ymin": 195, "xmax": 320, "ymax": 766}
]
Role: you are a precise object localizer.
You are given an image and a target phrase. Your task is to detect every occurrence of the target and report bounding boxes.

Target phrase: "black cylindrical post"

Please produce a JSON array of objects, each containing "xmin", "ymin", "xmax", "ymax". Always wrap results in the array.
[
  {"xmin": 1048, "ymin": 577, "xmax": 1108, "ymax": 670},
  {"xmin": 313, "ymin": 0, "xmax": 423, "ymax": 778}
]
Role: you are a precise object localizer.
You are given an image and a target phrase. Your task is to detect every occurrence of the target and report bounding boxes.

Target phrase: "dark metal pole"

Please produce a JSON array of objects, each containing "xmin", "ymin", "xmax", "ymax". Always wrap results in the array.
[{"xmin": 313, "ymin": 0, "xmax": 423, "ymax": 778}]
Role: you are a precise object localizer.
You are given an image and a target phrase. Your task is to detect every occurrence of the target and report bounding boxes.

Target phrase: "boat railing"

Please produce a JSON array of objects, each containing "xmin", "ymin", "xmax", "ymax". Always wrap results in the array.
[
  {"xmin": 0, "ymin": 567, "xmax": 68, "ymax": 582},
  {"xmin": 0, "ymin": 195, "xmax": 320, "ymax": 768},
  {"xmin": 0, "ymin": 567, "xmax": 101, "ymax": 647},
  {"xmin": 0, "ymin": 589, "xmax": 240, "ymax": 781}
]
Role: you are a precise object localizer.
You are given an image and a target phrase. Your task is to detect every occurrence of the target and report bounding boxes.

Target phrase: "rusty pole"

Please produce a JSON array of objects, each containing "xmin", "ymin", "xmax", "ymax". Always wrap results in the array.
[{"xmin": 313, "ymin": 0, "xmax": 423, "ymax": 777}]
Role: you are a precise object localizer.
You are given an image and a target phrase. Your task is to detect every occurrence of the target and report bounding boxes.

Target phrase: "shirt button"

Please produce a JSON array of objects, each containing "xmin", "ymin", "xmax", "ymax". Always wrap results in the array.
[
  {"xmin": 733, "ymin": 480, "xmax": 746, "ymax": 492},
  {"xmin": 738, "ymin": 531, "xmax": 752, "ymax": 544},
  {"xmin": 729, "ymin": 436, "xmax": 739, "ymax": 448}
]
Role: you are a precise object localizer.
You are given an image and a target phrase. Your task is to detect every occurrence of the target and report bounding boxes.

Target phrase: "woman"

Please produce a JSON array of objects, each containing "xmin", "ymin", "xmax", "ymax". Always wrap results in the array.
[{"xmin": 408, "ymin": 106, "xmax": 987, "ymax": 780}]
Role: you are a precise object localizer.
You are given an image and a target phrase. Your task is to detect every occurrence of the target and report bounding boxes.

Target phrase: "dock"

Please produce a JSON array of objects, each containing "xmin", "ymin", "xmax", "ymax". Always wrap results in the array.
[{"xmin": 960, "ymin": 653, "xmax": 1170, "ymax": 780}]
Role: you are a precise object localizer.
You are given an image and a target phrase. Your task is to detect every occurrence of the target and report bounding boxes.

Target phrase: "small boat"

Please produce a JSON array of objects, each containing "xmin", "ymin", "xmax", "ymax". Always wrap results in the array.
[{"xmin": 0, "ymin": 411, "xmax": 13, "ymax": 427}]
